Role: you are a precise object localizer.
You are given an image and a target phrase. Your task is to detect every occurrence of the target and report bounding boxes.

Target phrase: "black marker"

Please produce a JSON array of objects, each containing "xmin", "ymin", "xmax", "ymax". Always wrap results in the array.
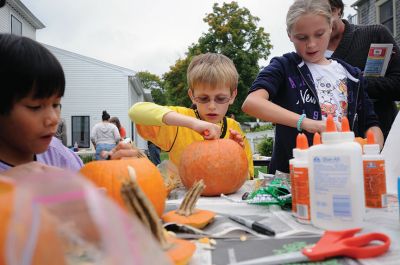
[{"xmin": 228, "ymin": 215, "xmax": 275, "ymax": 236}]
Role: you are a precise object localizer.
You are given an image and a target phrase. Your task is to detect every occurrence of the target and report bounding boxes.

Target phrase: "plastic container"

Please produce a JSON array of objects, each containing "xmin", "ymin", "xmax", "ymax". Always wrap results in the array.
[
  {"xmin": 292, "ymin": 133, "xmax": 310, "ymax": 223},
  {"xmin": 363, "ymin": 130, "xmax": 387, "ymax": 208},
  {"xmin": 289, "ymin": 134, "xmax": 301, "ymax": 217},
  {"xmin": 308, "ymin": 115, "xmax": 365, "ymax": 230}
]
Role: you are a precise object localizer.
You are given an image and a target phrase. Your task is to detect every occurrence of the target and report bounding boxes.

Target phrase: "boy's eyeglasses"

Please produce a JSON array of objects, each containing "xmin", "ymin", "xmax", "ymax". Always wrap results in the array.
[{"xmin": 193, "ymin": 96, "xmax": 232, "ymax": 104}]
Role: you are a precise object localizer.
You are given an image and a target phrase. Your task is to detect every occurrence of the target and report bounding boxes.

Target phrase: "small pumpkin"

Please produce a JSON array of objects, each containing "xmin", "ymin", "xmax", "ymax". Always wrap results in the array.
[
  {"xmin": 79, "ymin": 158, "xmax": 166, "ymax": 217},
  {"xmin": 121, "ymin": 166, "xmax": 196, "ymax": 265},
  {"xmin": 0, "ymin": 179, "xmax": 65, "ymax": 265},
  {"xmin": 162, "ymin": 180, "xmax": 215, "ymax": 229},
  {"xmin": 179, "ymin": 139, "xmax": 248, "ymax": 196}
]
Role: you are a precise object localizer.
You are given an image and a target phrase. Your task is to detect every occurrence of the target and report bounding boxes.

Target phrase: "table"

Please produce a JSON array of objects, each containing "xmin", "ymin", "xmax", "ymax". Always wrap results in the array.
[
  {"xmin": 166, "ymin": 181, "xmax": 400, "ymax": 265},
  {"xmin": 253, "ymin": 156, "xmax": 271, "ymax": 167}
]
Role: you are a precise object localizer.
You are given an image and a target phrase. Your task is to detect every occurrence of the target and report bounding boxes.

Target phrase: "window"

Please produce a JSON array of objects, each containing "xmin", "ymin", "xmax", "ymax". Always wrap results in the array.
[
  {"xmin": 72, "ymin": 116, "xmax": 90, "ymax": 148},
  {"xmin": 11, "ymin": 15, "xmax": 22, "ymax": 36},
  {"xmin": 376, "ymin": 0, "xmax": 395, "ymax": 35}
]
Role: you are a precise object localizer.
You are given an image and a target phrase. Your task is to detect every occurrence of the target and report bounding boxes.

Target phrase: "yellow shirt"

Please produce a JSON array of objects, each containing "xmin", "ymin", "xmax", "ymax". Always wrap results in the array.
[{"xmin": 129, "ymin": 102, "xmax": 254, "ymax": 179}]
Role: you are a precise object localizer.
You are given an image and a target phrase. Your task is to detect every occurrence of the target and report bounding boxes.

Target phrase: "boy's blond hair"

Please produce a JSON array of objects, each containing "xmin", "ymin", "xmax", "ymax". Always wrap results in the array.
[{"xmin": 187, "ymin": 53, "xmax": 238, "ymax": 93}]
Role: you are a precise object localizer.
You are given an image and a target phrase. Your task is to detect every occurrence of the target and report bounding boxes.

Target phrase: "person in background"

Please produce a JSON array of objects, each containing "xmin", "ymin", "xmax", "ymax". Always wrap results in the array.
[
  {"xmin": 110, "ymin": 116, "xmax": 127, "ymax": 139},
  {"xmin": 55, "ymin": 117, "xmax": 67, "ymax": 146},
  {"xmin": 147, "ymin": 141, "xmax": 161, "ymax": 165},
  {"xmin": 91, "ymin": 111, "xmax": 120, "ymax": 160},
  {"xmin": 327, "ymin": 0, "xmax": 400, "ymax": 140},
  {"xmin": 241, "ymin": 0, "xmax": 382, "ymax": 174},
  {"xmin": 129, "ymin": 53, "xmax": 254, "ymax": 178}
]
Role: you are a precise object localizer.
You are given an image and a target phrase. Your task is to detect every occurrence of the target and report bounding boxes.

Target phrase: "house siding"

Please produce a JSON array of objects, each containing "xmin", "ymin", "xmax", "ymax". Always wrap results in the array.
[
  {"xmin": 46, "ymin": 45, "xmax": 145, "ymax": 148},
  {"xmin": 354, "ymin": 0, "xmax": 400, "ymax": 46},
  {"xmin": 0, "ymin": 2, "xmax": 36, "ymax": 39}
]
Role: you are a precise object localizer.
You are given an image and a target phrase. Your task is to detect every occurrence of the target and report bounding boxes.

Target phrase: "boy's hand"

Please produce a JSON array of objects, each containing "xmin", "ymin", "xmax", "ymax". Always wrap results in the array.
[
  {"xmin": 229, "ymin": 129, "xmax": 244, "ymax": 148},
  {"xmin": 192, "ymin": 120, "xmax": 221, "ymax": 139}
]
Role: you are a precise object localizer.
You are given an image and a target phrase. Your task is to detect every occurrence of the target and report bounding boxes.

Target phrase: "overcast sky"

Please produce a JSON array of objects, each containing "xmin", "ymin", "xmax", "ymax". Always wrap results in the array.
[{"xmin": 22, "ymin": 0, "xmax": 356, "ymax": 76}]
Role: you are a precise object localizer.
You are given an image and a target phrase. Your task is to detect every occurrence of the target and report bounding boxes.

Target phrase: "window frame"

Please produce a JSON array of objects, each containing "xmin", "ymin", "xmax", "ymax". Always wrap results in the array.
[
  {"xmin": 11, "ymin": 15, "xmax": 22, "ymax": 36},
  {"xmin": 71, "ymin": 116, "xmax": 90, "ymax": 148},
  {"xmin": 376, "ymin": 0, "xmax": 396, "ymax": 36}
]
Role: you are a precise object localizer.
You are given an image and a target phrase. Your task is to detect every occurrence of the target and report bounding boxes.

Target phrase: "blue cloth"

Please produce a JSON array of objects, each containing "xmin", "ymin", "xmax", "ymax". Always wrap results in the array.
[
  {"xmin": 95, "ymin": 143, "xmax": 116, "ymax": 160},
  {"xmin": 249, "ymin": 52, "xmax": 379, "ymax": 174},
  {"xmin": 148, "ymin": 141, "xmax": 161, "ymax": 165}
]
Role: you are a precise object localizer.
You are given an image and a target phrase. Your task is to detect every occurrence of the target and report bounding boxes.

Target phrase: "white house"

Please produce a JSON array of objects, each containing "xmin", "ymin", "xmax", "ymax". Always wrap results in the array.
[
  {"xmin": 46, "ymin": 44, "xmax": 151, "ymax": 149},
  {"xmin": 0, "ymin": 0, "xmax": 151, "ymax": 150},
  {"xmin": 0, "ymin": 0, "xmax": 44, "ymax": 39}
]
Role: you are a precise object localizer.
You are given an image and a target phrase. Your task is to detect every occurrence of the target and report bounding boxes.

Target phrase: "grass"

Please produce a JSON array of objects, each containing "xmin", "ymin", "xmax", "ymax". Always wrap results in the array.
[
  {"xmin": 160, "ymin": 151, "xmax": 169, "ymax": 161},
  {"xmin": 254, "ymin": 166, "xmax": 268, "ymax": 178}
]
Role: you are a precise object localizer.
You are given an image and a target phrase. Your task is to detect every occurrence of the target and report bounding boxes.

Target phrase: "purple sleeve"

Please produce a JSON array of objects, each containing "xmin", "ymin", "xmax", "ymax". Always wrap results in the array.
[{"xmin": 37, "ymin": 138, "xmax": 83, "ymax": 171}]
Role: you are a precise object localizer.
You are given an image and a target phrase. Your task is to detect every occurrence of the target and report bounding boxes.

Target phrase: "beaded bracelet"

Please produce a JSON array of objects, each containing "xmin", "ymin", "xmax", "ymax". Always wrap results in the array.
[{"xmin": 297, "ymin": 114, "xmax": 306, "ymax": 132}]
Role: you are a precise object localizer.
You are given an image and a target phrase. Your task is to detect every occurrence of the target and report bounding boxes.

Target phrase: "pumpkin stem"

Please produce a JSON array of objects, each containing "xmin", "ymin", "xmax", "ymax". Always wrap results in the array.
[
  {"xmin": 176, "ymin": 180, "xmax": 205, "ymax": 216},
  {"xmin": 121, "ymin": 166, "xmax": 171, "ymax": 250}
]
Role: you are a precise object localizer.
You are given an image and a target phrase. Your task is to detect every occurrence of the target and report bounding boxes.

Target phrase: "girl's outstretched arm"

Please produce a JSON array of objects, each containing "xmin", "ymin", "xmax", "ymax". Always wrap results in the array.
[{"xmin": 242, "ymin": 89, "xmax": 325, "ymax": 133}]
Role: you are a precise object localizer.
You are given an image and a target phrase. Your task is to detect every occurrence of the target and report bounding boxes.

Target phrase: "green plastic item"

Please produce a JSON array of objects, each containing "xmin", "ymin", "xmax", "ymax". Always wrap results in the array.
[{"xmin": 246, "ymin": 177, "xmax": 292, "ymax": 209}]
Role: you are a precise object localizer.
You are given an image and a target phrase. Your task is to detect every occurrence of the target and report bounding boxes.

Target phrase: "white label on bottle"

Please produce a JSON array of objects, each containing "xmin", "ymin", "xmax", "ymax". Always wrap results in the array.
[{"xmin": 312, "ymin": 155, "xmax": 353, "ymax": 221}]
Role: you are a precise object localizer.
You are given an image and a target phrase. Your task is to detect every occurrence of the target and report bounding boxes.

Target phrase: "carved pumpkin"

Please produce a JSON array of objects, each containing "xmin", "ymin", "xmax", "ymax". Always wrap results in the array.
[
  {"xmin": 179, "ymin": 139, "xmax": 248, "ymax": 196},
  {"xmin": 79, "ymin": 158, "xmax": 166, "ymax": 217},
  {"xmin": 0, "ymin": 180, "xmax": 65, "ymax": 265}
]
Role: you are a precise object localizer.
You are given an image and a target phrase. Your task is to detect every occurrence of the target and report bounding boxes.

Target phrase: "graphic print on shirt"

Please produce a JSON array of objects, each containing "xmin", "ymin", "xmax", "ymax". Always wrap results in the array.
[{"xmin": 314, "ymin": 76, "xmax": 348, "ymax": 121}]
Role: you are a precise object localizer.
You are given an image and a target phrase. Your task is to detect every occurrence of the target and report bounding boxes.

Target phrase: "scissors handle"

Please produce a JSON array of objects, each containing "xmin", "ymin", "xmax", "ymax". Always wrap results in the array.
[{"xmin": 302, "ymin": 228, "xmax": 391, "ymax": 261}]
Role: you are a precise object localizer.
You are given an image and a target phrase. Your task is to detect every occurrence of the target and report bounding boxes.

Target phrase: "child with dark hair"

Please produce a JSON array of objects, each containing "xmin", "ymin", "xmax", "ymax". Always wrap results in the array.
[{"xmin": 0, "ymin": 33, "xmax": 83, "ymax": 172}]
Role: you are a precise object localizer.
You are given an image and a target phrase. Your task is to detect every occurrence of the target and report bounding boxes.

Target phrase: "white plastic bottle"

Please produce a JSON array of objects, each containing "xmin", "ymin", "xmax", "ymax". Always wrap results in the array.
[
  {"xmin": 308, "ymin": 115, "xmax": 365, "ymax": 230},
  {"xmin": 289, "ymin": 134, "xmax": 301, "ymax": 217},
  {"xmin": 363, "ymin": 130, "xmax": 387, "ymax": 208},
  {"xmin": 292, "ymin": 133, "xmax": 310, "ymax": 223}
]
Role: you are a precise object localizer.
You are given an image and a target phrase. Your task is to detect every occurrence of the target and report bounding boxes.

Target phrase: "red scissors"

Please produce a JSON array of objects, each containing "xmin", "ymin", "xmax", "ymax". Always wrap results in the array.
[{"xmin": 233, "ymin": 228, "xmax": 390, "ymax": 265}]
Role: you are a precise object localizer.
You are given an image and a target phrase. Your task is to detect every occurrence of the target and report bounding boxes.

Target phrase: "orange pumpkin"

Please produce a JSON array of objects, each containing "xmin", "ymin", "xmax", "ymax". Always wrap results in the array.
[
  {"xmin": 179, "ymin": 139, "xmax": 248, "ymax": 196},
  {"xmin": 0, "ymin": 180, "xmax": 65, "ymax": 265},
  {"xmin": 80, "ymin": 158, "xmax": 166, "ymax": 216}
]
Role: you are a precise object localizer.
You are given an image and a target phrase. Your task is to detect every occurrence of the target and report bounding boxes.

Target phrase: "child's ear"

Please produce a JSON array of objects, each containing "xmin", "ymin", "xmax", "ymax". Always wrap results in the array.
[
  {"xmin": 188, "ymin": 89, "xmax": 195, "ymax": 103},
  {"xmin": 229, "ymin": 88, "xmax": 238, "ymax": 104}
]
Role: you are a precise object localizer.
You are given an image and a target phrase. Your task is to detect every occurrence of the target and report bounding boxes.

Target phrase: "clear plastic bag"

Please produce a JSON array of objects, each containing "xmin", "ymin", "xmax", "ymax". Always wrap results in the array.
[{"xmin": 4, "ymin": 170, "xmax": 171, "ymax": 265}]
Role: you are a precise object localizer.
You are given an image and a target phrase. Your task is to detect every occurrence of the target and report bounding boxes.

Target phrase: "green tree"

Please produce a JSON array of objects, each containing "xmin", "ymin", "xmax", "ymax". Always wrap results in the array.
[
  {"xmin": 164, "ymin": 1, "xmax": 272, "ymax": 120},
  {"xmin": 137, "ymin": 71, "xmax": 166, "ymax": 105}
]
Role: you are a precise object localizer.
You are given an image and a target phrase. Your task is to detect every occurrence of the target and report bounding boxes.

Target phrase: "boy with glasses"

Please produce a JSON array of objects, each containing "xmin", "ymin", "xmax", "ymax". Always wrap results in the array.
[{"xmin": 129, "ymin": 53, "xmax": 254, "ymax": 178}]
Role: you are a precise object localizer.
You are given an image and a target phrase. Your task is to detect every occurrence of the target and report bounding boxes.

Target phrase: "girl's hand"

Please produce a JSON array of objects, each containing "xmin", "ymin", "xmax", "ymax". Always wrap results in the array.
[
  {"xmin": 229, "ymin": 129, "xmax": 244, "ymax": 148},
  {"xmin": 301, "ymin": 118, "xmax": 326, "ymax": 133},
  {"xmin": 192, "ymin": 120, "xmax": 221, "ymax": 140}
]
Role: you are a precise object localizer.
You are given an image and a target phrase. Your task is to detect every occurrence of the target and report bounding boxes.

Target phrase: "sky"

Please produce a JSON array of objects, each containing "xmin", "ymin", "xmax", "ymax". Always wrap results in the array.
[{"xmin": 22, "ymin": 0, "xmax": 356, "ymax": 77}]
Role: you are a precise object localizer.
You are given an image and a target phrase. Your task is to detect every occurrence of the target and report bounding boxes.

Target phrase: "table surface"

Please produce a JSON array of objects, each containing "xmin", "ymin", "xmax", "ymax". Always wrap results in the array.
[{"xmin": 166, "ymin": 181, "xmax": 400, "ymax": 265}]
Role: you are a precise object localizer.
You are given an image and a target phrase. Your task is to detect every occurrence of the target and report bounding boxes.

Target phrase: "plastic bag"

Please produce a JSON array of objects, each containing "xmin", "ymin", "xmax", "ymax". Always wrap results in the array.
[
  {"xmin": 4, "ymin": 170, "xmax": 171, "ymax": 265},
  {"xmin": 157, "ymin": 160, "xmax": 182, "ymax": 194}
]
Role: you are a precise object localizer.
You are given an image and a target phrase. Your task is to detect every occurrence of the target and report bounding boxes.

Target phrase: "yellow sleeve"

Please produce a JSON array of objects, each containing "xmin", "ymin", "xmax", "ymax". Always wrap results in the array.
[{"xmin": 128, "ymin": 102, "xmax": 173, "ymax": 126}]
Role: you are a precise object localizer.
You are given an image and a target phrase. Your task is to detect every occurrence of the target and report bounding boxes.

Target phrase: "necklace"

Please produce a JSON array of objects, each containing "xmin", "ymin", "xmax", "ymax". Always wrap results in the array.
[{"xmin": 194, "ymin": 109, "xmax": 227, "ymax": 138}]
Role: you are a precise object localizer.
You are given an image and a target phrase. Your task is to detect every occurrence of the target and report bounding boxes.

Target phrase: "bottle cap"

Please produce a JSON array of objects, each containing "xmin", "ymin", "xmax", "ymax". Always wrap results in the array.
[
  {"xmin": 298, "ymin": 133, "xmax": 309, "ymax": 150},
  {"xmin": 313, "ymin": 132, "xmax": 321, "ymax": 145},
  {"xmin": 341, "ymin": 117, "xmax": 355, "ymax": 142},
  {"xmin": 322, "ymin": 115, "xmax": 342, "ymax": 143},
  {"xmin": 363, "ymin": 130, "xmax": 380, "ymax": 155}
]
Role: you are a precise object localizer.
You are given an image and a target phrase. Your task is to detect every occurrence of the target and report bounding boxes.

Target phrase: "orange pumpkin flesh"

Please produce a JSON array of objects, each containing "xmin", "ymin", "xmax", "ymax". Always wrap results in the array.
[
  {"xmin": 0, "ymin": 180, "xmax": 65, "ymax": 265},
  {"xmin": 162, "ymin": 209, "xmax": 215, "ymax": 229},
  {"xmin": 80, "ymin": 158, "xmax": 166, "ymax": 216},
  {"xmin": 166, "ymin": 236, "xmax": 196, "ymax": 265},
  {"xmin": 179, "ymin": 139, "xmax": 248, "ymax": 196}
]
